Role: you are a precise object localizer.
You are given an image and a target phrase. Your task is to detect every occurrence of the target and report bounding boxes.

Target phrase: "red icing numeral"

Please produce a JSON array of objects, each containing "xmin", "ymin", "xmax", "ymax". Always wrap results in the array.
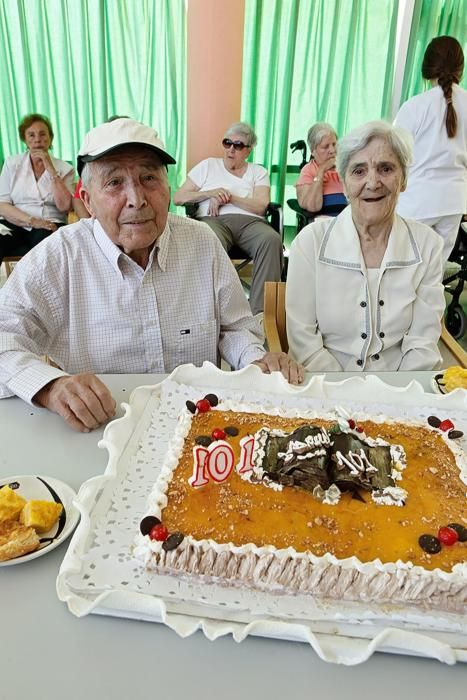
[
  {"xmin": 189, "ymin": 446, "xmax": 210, "ymax": 487},
  {"xmin": 237, "ymin": 436, "xmax": 255, "ymax": 473},
  {"xmin": 206, "ymin": 441, "xmax": 235, "ymax": 482}
]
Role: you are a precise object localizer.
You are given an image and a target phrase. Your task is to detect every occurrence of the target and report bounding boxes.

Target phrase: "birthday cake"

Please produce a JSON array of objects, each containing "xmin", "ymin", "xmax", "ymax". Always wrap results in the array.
[{"xmin": 134, "ymin": 394, "xmax": 467, "ymax": 614}]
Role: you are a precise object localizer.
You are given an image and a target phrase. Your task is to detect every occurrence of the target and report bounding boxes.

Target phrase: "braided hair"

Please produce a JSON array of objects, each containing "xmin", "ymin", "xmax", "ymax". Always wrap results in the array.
[{"xmin": 422, "ymin": 36, "xmax": 464, "ymax": 138}]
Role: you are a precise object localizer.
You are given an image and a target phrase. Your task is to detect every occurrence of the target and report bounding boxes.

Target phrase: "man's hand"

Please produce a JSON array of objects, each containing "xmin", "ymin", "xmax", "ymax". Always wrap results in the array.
[
  {"xmin": 30, "ymin": 216, "xmax": 57, "ymax": 232},
  {"xmin": 33, "ymin": 374, "xmax": 116, "ymax": 432},
  {"xmin": 252, "ymin": 352, "xmax": 305, "ymax": 385}
]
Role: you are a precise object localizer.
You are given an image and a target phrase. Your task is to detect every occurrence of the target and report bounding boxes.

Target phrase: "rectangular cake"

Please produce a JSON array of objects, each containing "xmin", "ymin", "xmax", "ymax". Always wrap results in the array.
[{"xmin": 134, "ymin": 394, "xmax": 467, "ymax": 615}]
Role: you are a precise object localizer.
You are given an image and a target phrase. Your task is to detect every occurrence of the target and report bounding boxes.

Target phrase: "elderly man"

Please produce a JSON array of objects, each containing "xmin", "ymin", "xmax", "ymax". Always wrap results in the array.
[{"xmin": 0, "ymin": 118, "xmax": 303, "ymax": 432}]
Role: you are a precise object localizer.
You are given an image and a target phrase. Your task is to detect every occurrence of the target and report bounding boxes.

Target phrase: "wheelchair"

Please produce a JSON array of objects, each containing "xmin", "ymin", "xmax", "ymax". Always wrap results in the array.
[{"xmin": 444, "ymin": 218, "xmax": 467, "ymax": 339}]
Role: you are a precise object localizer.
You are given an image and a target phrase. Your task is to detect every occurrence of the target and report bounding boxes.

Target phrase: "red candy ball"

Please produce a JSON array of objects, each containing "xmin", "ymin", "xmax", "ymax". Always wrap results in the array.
[
  {"xmin": 439, "ymin": 419, "xmax": 455, "ymax": 432},
  {"xmin": 438, "ymin": 526, "xmax": 459, "ymax": 546},
  {"xmin": 149, "ymin": 524, "xmax": 169, "ymax": 542},
  {"xmin": 196, "ymin": 399, "xmax": 211, "ymax": 413},
  {"xmin": 356, "ymin": 426, "xmax": 364, "ymax": 433},
  {"xmin": 348, "ymin": 419, "xmax": 356, "ymax": 429},
  {"xmin": 212, "ymin": 428, "xmax": 227, "ymax": 441}
]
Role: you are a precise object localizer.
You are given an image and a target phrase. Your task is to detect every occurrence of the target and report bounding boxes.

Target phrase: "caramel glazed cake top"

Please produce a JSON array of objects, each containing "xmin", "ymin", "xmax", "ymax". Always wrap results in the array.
[{"xmin": 134, "ymin": 396, "xmax": 467, "ymax": 613}]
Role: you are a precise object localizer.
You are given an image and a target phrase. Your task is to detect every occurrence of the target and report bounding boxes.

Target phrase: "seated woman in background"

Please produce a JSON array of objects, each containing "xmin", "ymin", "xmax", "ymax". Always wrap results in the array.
[
  {"xmin": 286, "ymin": 120, "xmax": 445, "ymax": 372},
  {"xmin": 0, "ymin": 113, "xmax": 74, "ymax": 263},
  {"xmin": 295, "ymin": 122, "xmax": 345, "ymax": 212},
  {"xmin": 173, "ymin": 121, "xmax": 282, "ymax": 316}
]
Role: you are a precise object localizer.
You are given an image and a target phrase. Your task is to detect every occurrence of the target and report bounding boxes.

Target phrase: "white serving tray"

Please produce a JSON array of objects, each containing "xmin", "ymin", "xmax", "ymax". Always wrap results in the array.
[{"xmin": 57, "ymin": 363, "xmax": 467, "ymax": 665}]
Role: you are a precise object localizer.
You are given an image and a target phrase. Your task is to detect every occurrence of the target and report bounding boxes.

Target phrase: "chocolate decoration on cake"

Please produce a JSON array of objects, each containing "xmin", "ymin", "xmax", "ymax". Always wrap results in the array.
[
  {"xmin": 448, "ymin": 429, "xmax": 464, "ymax": 439},
  {"xmin": 140, "ymin": 515, "xmax": 161, "ymax": 536},
  {"xmin": 427, "ymin": 415, "xmax": 441, "ymax": 428},
  {"xmin": 225, "ymin": 426, "xmax": 239, "ymax": 436},
  {"xmin": 447, "ymin": 523, "xmax": 467, "ymax": 542},
  {"xmin": 204, "ymin": 393, "xmax": 219, "ymax": 407},
  {"xmin": 419, "ymin": 534, "xmax": 442, "ymax": 554},
  {"xmin": 162, "ymin": 532, "xmax": 185, "ymax": 551},
  {"xmin": 186, "ymin": 400, "xmax": 196, "ymax": 414},
  {"xmin": 261, "ymin": 425, "xmax": 331, "ymax": 491},
  {"xmin": 195, "ymin": 435, "xmax": 212, "ymax": 447}
]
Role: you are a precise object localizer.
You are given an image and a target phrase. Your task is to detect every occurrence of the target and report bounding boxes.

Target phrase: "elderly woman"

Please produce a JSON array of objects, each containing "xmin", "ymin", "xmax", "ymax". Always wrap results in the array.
[
  {"xmin": 174, "ymin": 121, "xmax": 282, "ymax": 316},
  {"xmin": 295, "ymin": 122, "xmax": 345, "ymax": 213},
  {"xmin": 286, "ymin": 120, "xmax": 445, "ymax": 371},
  {"xmin": 394, "ymin": 36, "xmax": 466, "ymax": 262},
  {"xmin": 0, "ymin": 113, "xmax": 74, "ymax": 264}
]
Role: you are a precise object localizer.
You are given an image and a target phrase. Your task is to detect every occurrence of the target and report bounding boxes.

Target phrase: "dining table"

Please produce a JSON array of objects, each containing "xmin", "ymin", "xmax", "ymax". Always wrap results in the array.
[{"xmin": 0, "ymin": 371, "xmax": 466, "ymax": 700}]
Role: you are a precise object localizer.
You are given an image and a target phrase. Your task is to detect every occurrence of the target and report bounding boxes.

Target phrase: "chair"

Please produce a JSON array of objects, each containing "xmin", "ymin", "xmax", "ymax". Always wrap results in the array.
[
  {"xmin": 287, "ymin": 194, "xmax": 348, "ymax": 234},
  {"xmin": 185, "ymin": 202, "xmax": 284, "ymax": 291},
  {"xmin": 3, "ymin": 255, "xmax": 22, "ymax": 278},
  {"xmin": 263, "ymin": 281, "xmax": 467, "ymax": 368},
  {"xmin": 443, "ymin": 218, "xmax": 467, "ymax": 339}
]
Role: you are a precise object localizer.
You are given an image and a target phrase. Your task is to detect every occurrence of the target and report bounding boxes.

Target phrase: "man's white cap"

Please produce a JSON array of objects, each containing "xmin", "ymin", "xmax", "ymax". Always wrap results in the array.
[{"xmin": 77, "ymin": 118, "xmax": 176, "ymax": 175}]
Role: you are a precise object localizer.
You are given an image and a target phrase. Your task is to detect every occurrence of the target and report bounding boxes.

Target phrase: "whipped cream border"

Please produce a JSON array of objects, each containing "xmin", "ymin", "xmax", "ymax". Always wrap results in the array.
[{"xmin": 133, "ymin": 400, "xmax": 467, "ymax": 608}]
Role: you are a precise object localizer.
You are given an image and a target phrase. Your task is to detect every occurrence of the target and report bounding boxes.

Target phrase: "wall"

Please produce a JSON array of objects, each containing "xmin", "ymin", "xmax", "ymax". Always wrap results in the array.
[{"xmin": 186, "ymin": 0, "xmax": 245, "ymax": 171}]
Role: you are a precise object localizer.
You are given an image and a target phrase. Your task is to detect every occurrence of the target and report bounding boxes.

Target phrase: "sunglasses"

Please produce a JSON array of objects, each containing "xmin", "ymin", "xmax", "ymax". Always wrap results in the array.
[{"xmin": 222, "ymin": 138, "xmax": 249, "ymax": 151}]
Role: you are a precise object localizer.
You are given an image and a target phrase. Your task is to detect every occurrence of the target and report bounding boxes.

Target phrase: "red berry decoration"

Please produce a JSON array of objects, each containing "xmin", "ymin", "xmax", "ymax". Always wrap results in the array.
[
  {"xmin": 348, "ymin": 419, "xmax": 356, "ymax": 429},
  {"xmin": 196, "ymin": 398, "xmax": 211, "ymax": 413},
  {"xmin": 149, "ymin": 524, "xmax": 169, "ymax": 542},
  {"xmin": 212, "ymin": 428, "xmax": 226, "ymax": 441},
  {"xmin": 438, "ymin": 526, "xmax": 459, "ymax": 546},
  {"xmin": 439, "ymin": 419, "xmax": 455, "ymax": 432},
  {"xmin": 356, "ymin": 426, "xmax": 364, "ymax": 433}
]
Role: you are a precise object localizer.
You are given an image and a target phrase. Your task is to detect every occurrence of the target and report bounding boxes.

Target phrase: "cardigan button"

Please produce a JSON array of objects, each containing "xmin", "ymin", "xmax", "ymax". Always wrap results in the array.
[
  {"xmin": 356, "ymin": 359, "xmax": 363, "ymax": 366},
  {"xmin": 379, "ymin": 299, "xmax": 384, "ymax": 306},
  {"xmin": 372, "ymin": 354, "xmax": 380, "ymax": 360},
  {"xmin": 361, "ymin": 333, "xmax": 367, "ymax": 339},
  {"xmin": 379, "ymin": 332, "xmax": 385, "ymax": 338},
  {"xmin": 360, "ymin": 301, "xmax": 367, "ymax": 308}
]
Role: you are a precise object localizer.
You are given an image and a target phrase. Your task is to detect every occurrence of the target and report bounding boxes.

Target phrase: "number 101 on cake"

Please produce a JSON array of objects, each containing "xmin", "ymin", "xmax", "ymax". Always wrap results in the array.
[{"xmin": 190, "ymin": 437, "xmax": 254, "ymax": 487}]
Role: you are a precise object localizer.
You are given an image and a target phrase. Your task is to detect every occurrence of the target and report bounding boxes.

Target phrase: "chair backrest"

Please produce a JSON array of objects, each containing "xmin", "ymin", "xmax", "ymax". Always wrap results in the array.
[
  {"xmin": 3, "ymin": 256, "xmax": 22, "ymax": 278},
  {"xmin": 263, "ymin": 281, "xmax": 467, "ymax": 368}
]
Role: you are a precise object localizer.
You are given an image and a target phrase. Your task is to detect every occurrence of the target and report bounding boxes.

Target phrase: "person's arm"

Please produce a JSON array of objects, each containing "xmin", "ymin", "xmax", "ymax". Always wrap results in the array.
[
  {"xmin": 230, "ymin": 185, "xmax": 270, "ymax": 216},
  {"xmin": 398, "ymin": 235, "xmax": 445, "ymax": 370},
  {"xmin": 30, "ymin": 150, "xmax": 73, "ymax": 212},
  {"xmin": 286, "ymin": 229, "xmax": 342, "ymax": 371},
  {"xmin": 173, "ymin": 176, "xmax": 231, "ymax": 206},
  {"xmin": 0, "ymin": 201, "xmax": 57, "ymax": 231},
  {"xmin": 296, "ymin": 157, "xmax": 336, "ymax": 212}
]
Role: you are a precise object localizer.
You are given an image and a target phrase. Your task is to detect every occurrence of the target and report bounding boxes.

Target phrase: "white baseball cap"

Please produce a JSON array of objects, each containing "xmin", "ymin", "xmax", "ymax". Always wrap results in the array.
[{"xmin": 77, "ymin": 118, "xmax": 176, "ymax": 174}]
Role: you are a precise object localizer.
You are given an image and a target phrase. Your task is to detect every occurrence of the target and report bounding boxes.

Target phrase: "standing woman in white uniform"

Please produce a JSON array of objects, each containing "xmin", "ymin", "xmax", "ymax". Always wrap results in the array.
[{"xmin": 394, "ymin": 36, "xmax": 467, "ymax": 263}]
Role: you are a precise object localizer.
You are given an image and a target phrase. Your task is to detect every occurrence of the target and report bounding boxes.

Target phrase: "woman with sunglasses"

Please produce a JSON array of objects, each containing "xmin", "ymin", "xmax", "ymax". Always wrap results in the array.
[{"xmin": 174, "ymin": 122, "xmax": 282, "ymax": 316}]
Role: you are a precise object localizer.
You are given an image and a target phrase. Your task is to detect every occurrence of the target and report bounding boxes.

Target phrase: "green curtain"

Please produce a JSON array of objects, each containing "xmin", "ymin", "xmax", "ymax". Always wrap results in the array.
[
  {"xmin": 400, "ymin": 0, "xmax": 467, "ymax": 104},
  {"xmin": 0, "ymin": 0, "xmax": 186, "ymax": 194},
  {"xmin": 241, "ymin": 0, "xmax": 399, "ymax": 205}
]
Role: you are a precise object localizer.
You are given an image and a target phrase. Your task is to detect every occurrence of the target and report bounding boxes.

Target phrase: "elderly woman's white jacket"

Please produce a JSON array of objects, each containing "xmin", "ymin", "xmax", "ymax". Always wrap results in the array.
[{"xmin": 286, "ymin": 206, "xmax": 445, "ymax": 371}]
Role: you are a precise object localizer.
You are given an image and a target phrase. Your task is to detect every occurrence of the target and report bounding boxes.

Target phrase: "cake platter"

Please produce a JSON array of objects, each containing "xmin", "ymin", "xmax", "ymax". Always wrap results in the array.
[{"xmin": 56, "ymin": 363, "xmax": 467, "ymax": 665}]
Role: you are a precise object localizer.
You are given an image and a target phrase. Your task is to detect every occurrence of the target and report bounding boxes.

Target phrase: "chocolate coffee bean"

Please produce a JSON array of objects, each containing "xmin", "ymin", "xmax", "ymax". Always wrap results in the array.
[
  {"xmin": 447, "ymin": 523, "xmax": 467, "ymax": 542},
  {"xmin": 225, "ymin": 426, "xmax": 239, "ymax": 436},
  {"xmin": 427, "ymin": 416, "xmax": 441, "ymax": 428},
  {"xmin": 186, "ymin": 400, "xmax": 196, "ymax": 414},
  {"xmin": 448, "ymin": 430, "xmax": 464, "ymax": 439},
  {"xmin": 204, "ymin": 393, "xmax": 219, "ymax": 407},
  {"xmin": 140, "ymin": 515, "xmax": 161, "ymax": 536},
  {"xmin": 162, "ymin": 532, "xmax": 185, "ymax": 551},
  {"xmin": 195, "ymin": 435, "xmax": 212, "ymax": 447},
  {"xmin": 418, "ymin": 534, "xmax": 442, "ymax": 554}
]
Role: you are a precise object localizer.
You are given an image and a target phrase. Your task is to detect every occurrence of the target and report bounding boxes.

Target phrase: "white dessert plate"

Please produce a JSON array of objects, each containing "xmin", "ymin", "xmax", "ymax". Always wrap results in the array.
[{"xmin": 0, "ymin": 475, "xmax": 79, "ymax": 566}]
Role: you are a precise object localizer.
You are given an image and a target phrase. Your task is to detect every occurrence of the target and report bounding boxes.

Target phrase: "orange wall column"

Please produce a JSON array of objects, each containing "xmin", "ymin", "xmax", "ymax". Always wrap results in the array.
[{"xmin": 186, "ymin": 0, "xmax": 245, "ymax": 171}]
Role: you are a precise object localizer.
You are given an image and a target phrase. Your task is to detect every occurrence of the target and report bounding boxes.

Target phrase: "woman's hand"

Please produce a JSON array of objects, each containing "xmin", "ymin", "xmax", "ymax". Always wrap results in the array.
[
  {"xmin": 30, "ymin": 216, "xmax": 57, "ymax": 232},
  {"xmin": 318, "ymin": 156, "xmax": 337, "ymax": 176},
  {"xmin": 29, "ymin": 148, "xmax": 55, "ymax": 172}
]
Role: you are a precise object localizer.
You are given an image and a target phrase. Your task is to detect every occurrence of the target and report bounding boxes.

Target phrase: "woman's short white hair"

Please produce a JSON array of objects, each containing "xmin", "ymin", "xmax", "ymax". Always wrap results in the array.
[
  {"xmin": 307, "ymin": 122, "xmax": 337, "ymax": 153},
  {"xmin": 337, "ymin": 120, "xmax": 413, "ymax": 188},
  {"xmin": 224, "ymin": 122, "xmax": 257, "ymax": 147}
]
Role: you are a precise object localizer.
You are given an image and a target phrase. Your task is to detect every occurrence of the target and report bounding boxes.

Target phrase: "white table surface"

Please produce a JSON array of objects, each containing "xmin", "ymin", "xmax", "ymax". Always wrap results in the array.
[{"xmin": 1, "ymin": 372, "xmax": 466, "ymax": 700}]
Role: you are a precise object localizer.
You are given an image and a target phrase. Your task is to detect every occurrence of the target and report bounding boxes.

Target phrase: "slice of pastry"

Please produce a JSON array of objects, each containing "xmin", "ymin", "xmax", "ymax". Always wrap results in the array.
[
  {"xmin": 20, "ymin": 501, "xmax": 63, "ymax": 533},
  {"xmin": 0, "ymin": 520, "xmax": 40, "ymax": 561},
  {"xmin": 0, "ymin": 486, "xmax": 27, "ymax": 523}
]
